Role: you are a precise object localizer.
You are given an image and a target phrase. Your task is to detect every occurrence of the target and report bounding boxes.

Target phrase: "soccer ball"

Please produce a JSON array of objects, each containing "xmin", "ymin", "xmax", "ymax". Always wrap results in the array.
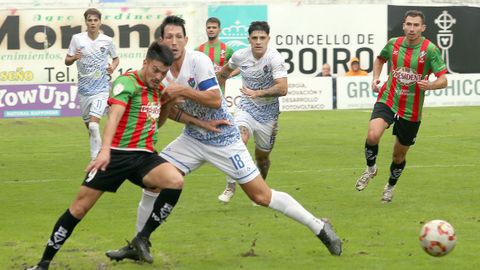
[{"xmin": 419, "ymin": 220, "xmax": 456, "ymax": 257}]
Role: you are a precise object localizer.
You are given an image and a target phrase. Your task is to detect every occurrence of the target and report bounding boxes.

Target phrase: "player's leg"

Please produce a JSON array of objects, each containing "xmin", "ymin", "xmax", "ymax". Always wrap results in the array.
[
  {"xmin": 107, "ymin": 135, "xmax": 201, "ymax": 262},
  {"xmin": 253, "ymin": 119, "xmax": 278, "ymax": 180},
  {"xmin": 28, "ymin": 186, "xmax": 104, "ymax": 270},
  {"xmin": 87, "ymin": 93, "xmax": 109, "ymax": 160},
  {"xmin": 127, "ymin": 161, "xmax": 184, "ymax": 263},
  {"xmin": 218, "ymin": 112, "xmax": 252, "ymax": 203},
  {"xmin": 356, "ymin": 102, "xmax": 393, "ymax": 191},
  {"xmin": 382, "ymin": 118, "xmax": 419, "ymax": 203},
  {"xmin": 239, "ymin": 176, "xmax": 342, "ymax": 256}
]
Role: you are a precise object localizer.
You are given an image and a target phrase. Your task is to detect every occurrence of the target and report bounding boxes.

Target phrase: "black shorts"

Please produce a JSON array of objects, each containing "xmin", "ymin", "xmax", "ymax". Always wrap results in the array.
[
  {"xmin": 82, "ymin": 149, "xmax": 168, "ymax": 192},
  {"xmin": 370, "ymin": 102, "xmax": 421, "ymax": 146}
]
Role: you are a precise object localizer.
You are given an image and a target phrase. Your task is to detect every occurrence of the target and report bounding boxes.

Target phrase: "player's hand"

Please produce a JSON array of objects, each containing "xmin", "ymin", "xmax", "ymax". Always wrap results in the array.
[
  {"xmin": 107, "ymin": 63, "xmax": 114, "ymax": 74},
  {"xmin": 165, "ymin": 77, "xmax": 187, "ymax": 99},
  {"xmin": 200, "ymin": 119, "xmax": 231, "ymax": 133},
  {"xmin": 240, "ymin": 86, "xmax": 259, "ymax": 98},
  {"xmin": 417, "ymin": 79, "xmax": 430, "ymax": 91},
  {"xmin": 85, "ymin": 148, "xmax": 110, "ymax": 173},
  {"xmin": 371, "ymin": 79, "xmax": 381, "ymax": 92}
]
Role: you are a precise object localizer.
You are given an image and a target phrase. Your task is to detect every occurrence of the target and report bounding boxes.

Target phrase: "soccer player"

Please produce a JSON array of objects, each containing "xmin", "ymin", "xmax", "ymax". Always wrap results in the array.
[
  {"xmin": 215, "ymin": 21, "xmax": 287, "ymax": 204},
  {"xmin": 65, "ymin": 8, "xmax": 119, "ymax": 160},
  {"xmin": 105, "ymin": 16, "xmax": 342, "ymax": 263},
  {"xmin": 195, "ymin": 17, "xmax": 234, "ymax": 74},
  {"xmin": 355, "ymin": 10, "xmax": 447, "ymax": 202},
  {"xmin": 27, "ymin": 43, "xmax": 184, "ymax": 270}
]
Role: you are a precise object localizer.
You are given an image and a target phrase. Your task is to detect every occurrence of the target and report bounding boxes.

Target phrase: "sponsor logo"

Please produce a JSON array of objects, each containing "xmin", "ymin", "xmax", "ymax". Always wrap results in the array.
[
  {"xmin": 391, "ymin": 67, "xmax": 422, "ymax": 86},
  {"xmin": 112, "ymin": 83, "xmax": 124, "ymax": 96},
  {"xmin": 140, "ymin": 102, "xmax": 160, "ymax": 120}
]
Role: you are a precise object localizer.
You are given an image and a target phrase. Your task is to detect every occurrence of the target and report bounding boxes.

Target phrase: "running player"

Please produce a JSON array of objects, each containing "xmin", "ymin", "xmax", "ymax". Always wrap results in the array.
[
  {"xmin": 65, "ymin": 8, "xmax": 119, "ymax": 160},
  {"xmin": 27, "ymin": 43, "xmax": 183, "ymax": 270},
  {"xmin": 105, "ymin": 16, "xmax": 341, "ymax": 263},
  {"xmin": 216, "ymin": 21, "xmax": 288, "ymax": 204},
  {"xmin": 355, "ymin": 10, "xmax": 448, "ymax": 203}
]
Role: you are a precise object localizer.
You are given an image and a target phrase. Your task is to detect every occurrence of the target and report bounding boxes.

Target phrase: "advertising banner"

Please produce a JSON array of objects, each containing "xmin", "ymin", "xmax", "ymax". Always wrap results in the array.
[
  {"xmin": 388, "ymin": 5, "xmax": 480, "ymax": 74},
  {"xmin": 269, "ymin": 4, "xmax": 387, "ymax": 76},
  {"xmin": 207, "ymin": 5, "xmax": 268, "ymax": 51},
  {"xmin": 0, "ymin": 7, "xmax": 190, "ymax": 118},
  {"xmin": 336, "ymin": 74, "xmax": 480, "ymax": 110},
  {"xmin": 225, "ymin": 77, "xmax": 333, "ymax": 112},
  {"xmin": 0, "ymin": 83, "xmax": 80, "ymax": 118}
]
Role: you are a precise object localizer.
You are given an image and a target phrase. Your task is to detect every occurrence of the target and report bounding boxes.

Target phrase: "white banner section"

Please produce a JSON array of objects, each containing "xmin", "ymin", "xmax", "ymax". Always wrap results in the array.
[
  {"xmin": 224, "ymin": 77, "xmax": 333, "ymax": 113},
  {"xmin": 336, "ymin": 74, "xmax": 480, "ymax": 109}
]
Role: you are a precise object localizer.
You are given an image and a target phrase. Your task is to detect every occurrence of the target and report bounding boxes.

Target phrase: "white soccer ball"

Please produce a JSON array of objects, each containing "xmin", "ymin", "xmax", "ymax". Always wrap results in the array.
[{"xmin": 419, "ymin": 220, "xmax": 456, "ymax": 257}]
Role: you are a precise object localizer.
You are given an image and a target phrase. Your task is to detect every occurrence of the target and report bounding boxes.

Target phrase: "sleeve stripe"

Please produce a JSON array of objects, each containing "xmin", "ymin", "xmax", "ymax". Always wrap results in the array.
[
  {"xmin": 198, "ymin": 77, "xmax": 219, "ymax": 91},
  {"xmin": 108, "ymin": 98, "xmax": 128, "ymax": 107}
]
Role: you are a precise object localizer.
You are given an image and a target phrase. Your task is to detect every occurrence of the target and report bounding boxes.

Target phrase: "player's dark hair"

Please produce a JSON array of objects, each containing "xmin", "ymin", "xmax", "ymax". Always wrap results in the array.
[
  {"xmin": 404, "ymin": 10, "xmax": 425, "ymax": 24},
  {"xmin": 206, "ymin": 17, "xmax": 221, "ymax": 27},
  {"xmin": 146, "ymin": 42, "xmax": 174, "ymax": 66},
  {"xmin": 84, "ymin": 8, "xmax": 101, "ymax": 20},
  {"xmin": 160, "ymin": 15, "xmax": 186, "ymax": 38},
  {"xmin": 248, "ymin": 21, "xmax": 270, "ymax": 35}
]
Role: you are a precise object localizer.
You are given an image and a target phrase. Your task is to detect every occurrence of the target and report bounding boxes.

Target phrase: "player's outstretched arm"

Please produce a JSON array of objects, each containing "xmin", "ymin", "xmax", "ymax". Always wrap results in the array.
[
  {"xmin": 85, "ymin": 104, "xmax": 126, "ymax": 172},
  {"xmin": 168, "ymin": 106, "xmax": 230, "ymax": 132}
]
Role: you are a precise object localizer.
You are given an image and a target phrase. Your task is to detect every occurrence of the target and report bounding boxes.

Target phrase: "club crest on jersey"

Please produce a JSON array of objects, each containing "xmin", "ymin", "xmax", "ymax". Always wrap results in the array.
[
  {"xmin": 188, "ymin": 77, "xmax": 196, "ymax": 88},
  {"xmin": 419, "ymin": 50, "xmax": 427, "ymax": 63},
  {"xmin": 141, "ymin": 102, "xmax": 161, "ymax": 120},
  {"xmin": 392, "ymin": 67, "xmax": 422, "ymax": 86},
  {"xmin": 100, "ymin": 47, "xmax": 106, "ymax": 53},
  {"xmin": 263, "ymin": 65, "xmax": 270, "ymax": 74}
]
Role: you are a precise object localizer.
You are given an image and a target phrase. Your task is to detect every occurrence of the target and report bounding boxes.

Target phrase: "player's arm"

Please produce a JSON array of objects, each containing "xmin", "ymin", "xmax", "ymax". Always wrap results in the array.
[
  {"xmin": 165, "ymin": 74, "xmax": 222, "ymax": 108},
  {"xmin": 65, "ymin": 37, "xmax": 80, "ymax": 66},
  {"xmin": 217, "ymin": 64, "xmax": 236, "ymax": 90},
  {"xmin": 372, "ymin": 57, "xmax": 386, "ymax": 92},
  {"xmin": 168, "ymin": 105, "xmax": 230, "ymax": 132},
  {"xmin": 85, "ymin": 103, "xmax": 125, "ymax": 172},
  {"xmin": 107, "ymin": 57, "xmax": 120, "ymax": 74},
  {"xmin": 417, "ymin": 74, "xmax": 447, "ymax": 91},
  {"xmin": 242, "ymin": 77, "xmax": 288, "ymax": 98}
]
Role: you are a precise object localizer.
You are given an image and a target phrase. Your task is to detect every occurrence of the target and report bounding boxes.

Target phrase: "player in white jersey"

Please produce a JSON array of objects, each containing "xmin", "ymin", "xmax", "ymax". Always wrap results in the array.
[
  {"xmin": 105, "ymin": 16, "xmax": 341, "ymax": 263},
  {"xmin": 216, "ymin": 21, "xmax": 288, "ymax": 203},
  {"xmin": 65, "ymin": 8, "xmax": 119, "ymax": 160}
]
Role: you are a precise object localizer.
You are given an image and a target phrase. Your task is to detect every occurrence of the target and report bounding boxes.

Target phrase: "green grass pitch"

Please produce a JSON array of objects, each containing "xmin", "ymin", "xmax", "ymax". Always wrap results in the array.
[{"xmin": 1, "ymin": 106, "xmax": 479, "ymax": 270}]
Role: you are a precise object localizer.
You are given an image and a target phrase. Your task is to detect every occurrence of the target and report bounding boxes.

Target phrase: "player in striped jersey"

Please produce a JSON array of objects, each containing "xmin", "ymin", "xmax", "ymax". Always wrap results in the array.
[
  {"xmin": 355, "ymin": 10, "xmax": 447, "ymax": 203},
  {"xmin": 195, "ymin": 17, "xmax": 234, "ymax": 74},
  {"xmin": 106, "ymin": 16, "xmax": 342, "ymax": 263},
  {"xmin": 27, "ymin": 43, "xmax": 187, "ymax": 270}
]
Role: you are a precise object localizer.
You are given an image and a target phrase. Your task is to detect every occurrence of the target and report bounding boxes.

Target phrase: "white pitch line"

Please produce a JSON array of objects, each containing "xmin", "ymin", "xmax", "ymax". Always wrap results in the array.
[{"xmin": 1, "ymin": 164, "xmax": 477, "ymax": 184}]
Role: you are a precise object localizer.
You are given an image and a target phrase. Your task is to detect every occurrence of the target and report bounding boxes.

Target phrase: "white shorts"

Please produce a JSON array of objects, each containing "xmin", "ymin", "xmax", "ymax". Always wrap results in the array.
[
  {"xmin": 234, "ymin": 110, "xmax": 278, "ymax": 152},
  {"xmin": 160, "ymin": 134, "xmax": 260, "ymax": 184},
  {"xmin": 79, "ymin": 92, "xmax": 109, "ymax": 123}
]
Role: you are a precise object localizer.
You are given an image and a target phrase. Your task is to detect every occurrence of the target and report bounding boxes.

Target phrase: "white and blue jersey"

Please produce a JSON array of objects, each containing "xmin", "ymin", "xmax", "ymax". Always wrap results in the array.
[
  {"xmin": 67, "ymin": 32, "xmax": 117, "ymax": 96},
  {"xmin": 167, "ymin": 50, "xmax": 240, "ymax": 146},
  {"xmin": 228, "ymin": 47, "xmax": 287, "ymax": 123}
]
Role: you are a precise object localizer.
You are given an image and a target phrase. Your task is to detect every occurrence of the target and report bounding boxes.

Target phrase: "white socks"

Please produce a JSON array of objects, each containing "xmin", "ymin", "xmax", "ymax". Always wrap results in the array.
[
  {"xmin": 88, "ymin": 122, "xmax": 101, "ymax": 160},
  {"xmin": 136, "ymin": 189, "xmax": 159, "ymax": 233},
  {"xmin": 135, "ymin": 189, "xmax": 325, "ymax": 236},
  {"xmin": 226, "ymin": 176, "xmax": 236, "ymax": 185},
  {"xmin": 268, "ymin": 189, "xmax": 325, "ymax": 235},
  {"xmin": 368, "ymin": 164, "xmax": 377, "ymax": 174}
]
